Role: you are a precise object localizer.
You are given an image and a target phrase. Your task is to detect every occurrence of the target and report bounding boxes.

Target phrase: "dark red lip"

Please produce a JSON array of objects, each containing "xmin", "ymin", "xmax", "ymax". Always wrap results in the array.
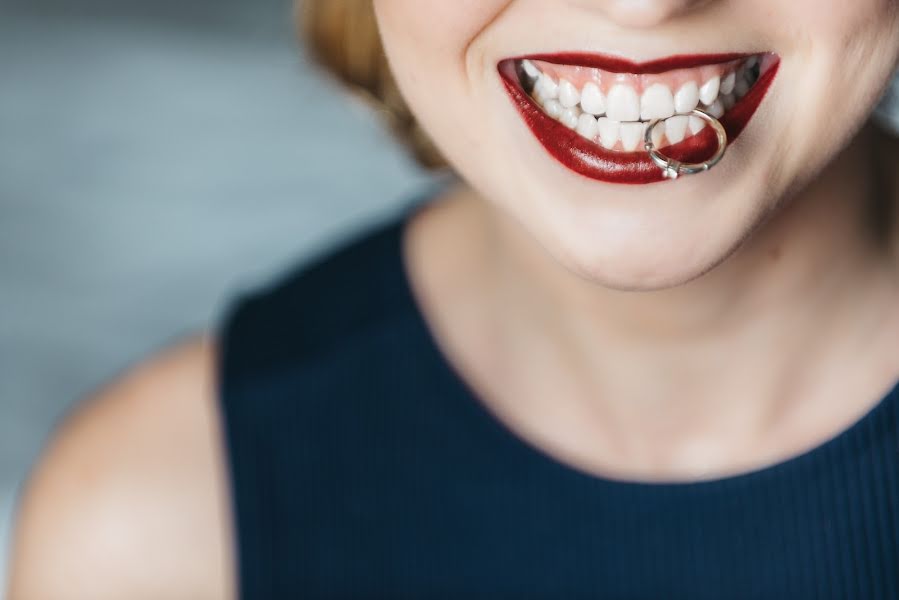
[{"xmin": 499, "ymin": 53, "xmax": 780, "ymax": 185}]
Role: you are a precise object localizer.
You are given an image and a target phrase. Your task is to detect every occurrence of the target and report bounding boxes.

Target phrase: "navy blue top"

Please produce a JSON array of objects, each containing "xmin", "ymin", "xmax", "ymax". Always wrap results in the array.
[{"xmin": 216, "ymin": 199, "xmax": 899, "ymax": 599}]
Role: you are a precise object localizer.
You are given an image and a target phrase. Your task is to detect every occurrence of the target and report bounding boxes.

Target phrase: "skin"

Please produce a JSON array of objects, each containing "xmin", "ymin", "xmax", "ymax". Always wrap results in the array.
[
  {"xmin": 373, "ymin": 0, "xmax": 899, "ymax": 475},
  {"xmin": 8, "ymin": 0, "xmax": 899, "ymax": 597}
]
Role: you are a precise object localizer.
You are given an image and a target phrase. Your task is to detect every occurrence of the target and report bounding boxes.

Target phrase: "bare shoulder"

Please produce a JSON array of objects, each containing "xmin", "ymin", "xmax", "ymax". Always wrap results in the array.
[{"xmin": 8, "ymin": 334, "xmax": 235, "ymax": 600}]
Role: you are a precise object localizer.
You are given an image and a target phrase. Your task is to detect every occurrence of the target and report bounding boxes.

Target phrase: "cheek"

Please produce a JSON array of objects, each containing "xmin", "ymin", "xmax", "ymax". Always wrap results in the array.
[
  {"xmin": 374, "ymin": 0, "xmax": 511, "ymax": 66},
  {"xmin": 373, "ymin": 0, "xmax": 512, "ymax": 163},
  {"xmin": 755, "ymin": 0, "xmax": 899, "ymax": 68},
  {"xmin": 741, "ymin": 0, "xmax": 897, "ymax": 34},
  {"xmin": 744, "ymin": 0, "xmax": 899, "ymax": 174},
  {"xmin": 774, "ymin": 0, "xmax": 898, "ymax": 40}
]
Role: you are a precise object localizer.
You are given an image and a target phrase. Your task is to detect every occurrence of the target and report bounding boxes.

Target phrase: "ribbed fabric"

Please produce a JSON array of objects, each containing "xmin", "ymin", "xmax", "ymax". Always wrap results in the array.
[{"xmin": 216, "ymin": 200, "xmax": 899, "ymax": 599}]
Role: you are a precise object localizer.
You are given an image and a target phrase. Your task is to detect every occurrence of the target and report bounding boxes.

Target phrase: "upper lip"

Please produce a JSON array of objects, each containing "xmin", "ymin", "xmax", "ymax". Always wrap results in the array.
[{"xmin": 509, "ymin": 52, "xmax": 758, "ymax": 74}]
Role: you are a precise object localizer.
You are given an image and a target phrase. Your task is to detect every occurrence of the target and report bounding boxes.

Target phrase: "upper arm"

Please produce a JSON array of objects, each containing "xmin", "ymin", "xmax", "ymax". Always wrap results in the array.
[{"xmin": 7, "ymin": 334, "xmax": 236, "ymax": 600}]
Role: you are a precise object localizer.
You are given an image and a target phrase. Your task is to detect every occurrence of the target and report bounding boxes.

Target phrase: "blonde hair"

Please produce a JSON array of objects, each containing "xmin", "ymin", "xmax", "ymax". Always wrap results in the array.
[{"xmin": 299, "ymin": 0, "xmax": 446, "ymax": 169}]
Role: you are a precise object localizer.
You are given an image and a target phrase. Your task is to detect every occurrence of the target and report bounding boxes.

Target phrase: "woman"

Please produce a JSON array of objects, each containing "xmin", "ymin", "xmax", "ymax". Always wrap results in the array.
[{"xmin": 9, "ymin": 0, "xmax": 899, "ymax": 597}]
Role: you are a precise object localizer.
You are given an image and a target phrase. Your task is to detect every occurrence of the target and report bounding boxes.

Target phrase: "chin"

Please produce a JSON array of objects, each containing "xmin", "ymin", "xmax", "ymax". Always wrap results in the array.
[
  {"xmin": 482, "ymin": 166, "xmax": 768, "ymax": 292},
  {"xmin": 537, "ymin": 210, "xmax": 750, "ymax": 291},
  {"xmin": 559, "ymin": 239, "xmax": 738, "ymax": 292}
]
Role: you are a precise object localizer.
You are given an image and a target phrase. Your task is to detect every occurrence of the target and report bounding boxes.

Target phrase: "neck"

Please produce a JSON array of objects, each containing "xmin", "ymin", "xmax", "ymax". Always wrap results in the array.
[{"xmin": 472, "ymin": 124, "xmax": 899, "ymax": 476}]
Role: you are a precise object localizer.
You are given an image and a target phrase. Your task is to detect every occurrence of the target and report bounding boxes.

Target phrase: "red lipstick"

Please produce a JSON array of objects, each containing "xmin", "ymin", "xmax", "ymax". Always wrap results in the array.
[{"xmin": 499, "ymin": 52, "xmax": 780, "ymax": 185}]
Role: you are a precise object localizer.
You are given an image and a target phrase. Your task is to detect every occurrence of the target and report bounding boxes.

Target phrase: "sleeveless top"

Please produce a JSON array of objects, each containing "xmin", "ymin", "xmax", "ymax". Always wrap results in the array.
[{"xmin": 216, "ymin": 199, "xmax": 899, "ymax": 599}]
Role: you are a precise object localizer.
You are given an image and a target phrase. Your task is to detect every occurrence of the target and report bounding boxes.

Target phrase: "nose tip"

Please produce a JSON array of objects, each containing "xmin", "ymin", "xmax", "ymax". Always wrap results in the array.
[{"xmin": 597, "ymin": 0, "xmax": 712, "ymax": 28}]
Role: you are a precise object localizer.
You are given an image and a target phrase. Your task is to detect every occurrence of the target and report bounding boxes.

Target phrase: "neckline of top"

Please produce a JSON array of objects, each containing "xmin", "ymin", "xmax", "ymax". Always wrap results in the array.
[{"xmin": 386, "ymin": 198, "xmax": 899, "ymax": 495}]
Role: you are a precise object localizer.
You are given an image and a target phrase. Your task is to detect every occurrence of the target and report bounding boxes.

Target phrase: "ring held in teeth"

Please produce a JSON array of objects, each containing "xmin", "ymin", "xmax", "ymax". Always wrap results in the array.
[
  {"xmin": 644, "ymin": 108, "xmax": 727, "ymax": 180},
  {"xmin": 516, "ymin": 55, "xmax": 762, "ymax": 153}
]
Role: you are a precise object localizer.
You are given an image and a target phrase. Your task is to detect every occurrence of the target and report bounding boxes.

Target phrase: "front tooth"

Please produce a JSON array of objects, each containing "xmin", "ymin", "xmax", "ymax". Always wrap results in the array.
[
  {"xmin": 664, "ymin": 115, "xmax": 688, "ymax": 144},
  {"xmin": 705, "ymin": 99, "xmax": 725, "ymax": 118},
  {"xmin": 521, "ymin": 59, "xmax": 541, "ymax": 79},
  {"xmin": 699, "ymin": 76, "xmax": 720, "ymax": 105},
  {"xmin": 606, "ymin": 85, "xmax": 641, "ymax": 122},
  {"xmin": 560, "ymin": 106, "xmax": 580, "ymax": 129},
  {"xmin": 535, "ymin": 74, "xmax": 559, "ymax": 100},
  {"xmin": 688, "ymin": 115, "xmax": 706, "ymax": 135},
  {"xmin": 720, "ymin": 72, "xmax": 736, "ymax": 95},
  {"xmin": 596, "ymin": 117, "xmax": 620, "ymax": 149},
  {"xmin": 576, "ymin": 113, "xmax": 598, "ymax": 140},
  {"xmin": 543, "ymin": 98, "xmax": 562, "ymax": 119},
  {"xmin": 580, "ymin": 82, "xmax": 606, "ymax": 115},
  {"xmin": 674, "ymin": 81, "xmax": 699, "ymax": 114},
  {"xmin": 640, "ymin": 84, "xmax": 675, "ymax": 120},
  {"xmin": 619, "ymin": 122, "xmax": 644, "ymax": 151},
  {"xmin": 559, "ymin": 79, "xmax": 580, "ymax": 108}
]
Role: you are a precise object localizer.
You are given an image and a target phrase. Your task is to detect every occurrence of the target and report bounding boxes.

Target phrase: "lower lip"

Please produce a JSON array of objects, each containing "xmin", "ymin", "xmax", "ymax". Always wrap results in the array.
[{"xmin": 498, "ymin": 56, "xmax": 780, "ymax": 185}]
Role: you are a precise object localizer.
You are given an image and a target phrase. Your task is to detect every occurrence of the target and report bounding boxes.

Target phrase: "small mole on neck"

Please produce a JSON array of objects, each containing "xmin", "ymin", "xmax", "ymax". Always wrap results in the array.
[{"xmin": 768, "ymin": 246, "xmax": 782, "ymax": 262}]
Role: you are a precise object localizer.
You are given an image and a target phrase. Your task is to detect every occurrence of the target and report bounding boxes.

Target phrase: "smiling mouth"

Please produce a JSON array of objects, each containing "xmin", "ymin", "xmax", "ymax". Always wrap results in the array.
[{"xmin": 498, "ymin": 52, "xmax": 780, "ymax": 184}]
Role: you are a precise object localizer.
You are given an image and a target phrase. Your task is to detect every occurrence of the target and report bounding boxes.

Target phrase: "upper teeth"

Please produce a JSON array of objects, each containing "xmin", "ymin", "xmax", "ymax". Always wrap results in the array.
[
  {"xmin": 534, "ymin": 73, "xmax": 559, "ymax": 101},
  {"xmin": 674, "ymin": 81, "xmax": 699, "ymax": 114},
  {"xmin": 522, "ymin": 56, "xmax": 762, "ymax": 151},
  {"xmin": 607, "ymin": 84, "xmax": 641, "ymax": 121},
  {"xmin": 640, "ymin": 83, "xmax": 675, "ymax": 121},
  {"xmin": 580, "ymin": 82, "xmax": 606, "ymax": 115},
  {"xmin": 720, "ymin": 72, "xmax": 736, "ymax": 95},
  {"xmin": 521, "ymin": 58, "xmax": 541, "ymax": 79},
  {"xmin": 698, "ymin": 76, "xmax": 720, "ymax": 105},
  {"xmin": 558, "ymin": 79, "xmax": 580, "ymax": 108}
]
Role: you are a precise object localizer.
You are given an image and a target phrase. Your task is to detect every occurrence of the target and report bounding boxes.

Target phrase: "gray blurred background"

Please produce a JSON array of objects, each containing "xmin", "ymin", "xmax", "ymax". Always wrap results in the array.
[{"xmin": 0, "ymin": 0, "xmax": 433, "ymax": 589}]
